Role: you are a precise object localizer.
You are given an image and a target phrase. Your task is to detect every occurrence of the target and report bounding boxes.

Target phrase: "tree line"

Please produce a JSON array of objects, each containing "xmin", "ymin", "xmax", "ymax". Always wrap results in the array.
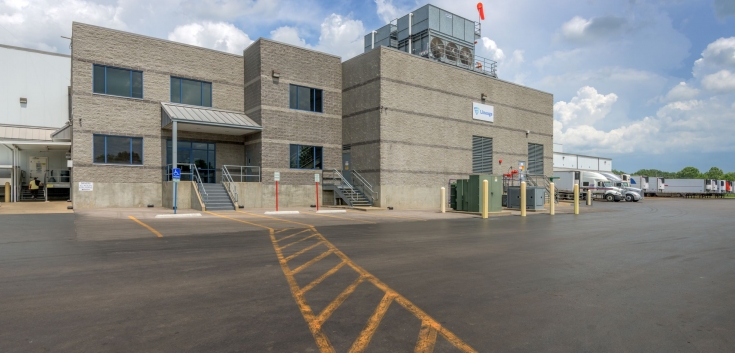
[{"xmin": 611, "ymin": 167, "xmax": 735, "ymax": 181}]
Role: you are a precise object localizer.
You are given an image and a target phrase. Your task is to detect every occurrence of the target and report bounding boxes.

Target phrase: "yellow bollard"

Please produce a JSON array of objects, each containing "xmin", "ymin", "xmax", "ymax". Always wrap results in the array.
[
  {"xmin": 549, "ymin": 182, "xmax": 555, "ymax": 216},
  {"xmin": 482, "ymin": 180, "xmax": 488, "ymax": 219},
  {"xmin": 440, "ymin": 187, "xmax": 446, "ymax": 213},
  {"xmin": 520, "ymin": 181, "xmax": 527, "ymax": 217},
  {"xmin": 4, "ymin": 182, "xmax": 9, "ymax": 203},
  {"xmin": 587, "ymin": 189, "xmax": 592, "ymax": 206},
  {"xmin": 574, "ymin": 184, "xmax": 580, "ymax": 215}
]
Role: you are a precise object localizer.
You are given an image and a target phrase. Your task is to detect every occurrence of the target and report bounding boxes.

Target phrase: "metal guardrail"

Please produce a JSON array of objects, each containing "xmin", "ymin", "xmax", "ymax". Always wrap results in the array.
[
  {"xmin": 166, "ymin": 164, "xmax": 208, "ymax": 202},
  {"xmin": 222, "ymin": 165, "xmax": 239, "ymax": 203},
  {"xmin": 351, "ymin": 170, "xmax": 377, "ymax": 205},
  {"xmin": 222, "ymin": 165, "xmax": 261, "ymax": 182},
  {"xmin": 322, "ymin": 169, "xmax": 359, "ymax": 204}
]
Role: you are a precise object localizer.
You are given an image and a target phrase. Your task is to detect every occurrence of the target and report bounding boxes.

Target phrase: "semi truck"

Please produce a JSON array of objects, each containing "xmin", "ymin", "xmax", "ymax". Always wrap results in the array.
[
  {"xmin": 630, "ymin": 175, "xmax": 665, "ymax": 196},
  {"xmin": 657, "ymin": 179, "xmax": 716, "ymax": 197},
  {"xmin": 553, "ymin": 170, "xmax": 623, "ymax": 201},
  {"xmin": 598, "ymin": 172, "xmax": 642, "ymax": 202}
]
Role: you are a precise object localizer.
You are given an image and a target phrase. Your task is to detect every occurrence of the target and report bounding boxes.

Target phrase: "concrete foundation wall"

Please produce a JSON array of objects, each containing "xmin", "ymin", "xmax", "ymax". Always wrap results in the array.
[
  {"xmin": 232, "ymin": 182, "xmax": 319, "ymax": 208},
  {"xmin": 72, "ymin": 182, "xmax": 161, "ymax": 209},
  {"xmin": 162, "ymin": 181, "xmax": 197, "ymax": 210}
]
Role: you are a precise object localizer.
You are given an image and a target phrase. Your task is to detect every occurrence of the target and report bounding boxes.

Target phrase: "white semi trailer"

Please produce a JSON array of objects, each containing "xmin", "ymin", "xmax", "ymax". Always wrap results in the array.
[
  {"xmin": 553, "ymin": 170, "xmax": 623, "ymax": 201},
  {"xmin": 658, "ymin": 179, "xmax": 717, "ymax": 197},
  {"xmin": 630, "ymin": 176, "xmax": 665, "ymax": 196}
]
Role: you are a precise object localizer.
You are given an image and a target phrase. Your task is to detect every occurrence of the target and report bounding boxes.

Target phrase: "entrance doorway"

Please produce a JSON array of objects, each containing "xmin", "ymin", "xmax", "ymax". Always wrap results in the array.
[{"xmin": 166, "ymin": 141, "xmax": 216, "ymax": 183}]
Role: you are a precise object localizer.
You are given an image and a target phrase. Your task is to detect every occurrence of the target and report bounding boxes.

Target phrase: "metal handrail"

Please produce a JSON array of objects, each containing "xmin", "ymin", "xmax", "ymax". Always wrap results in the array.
[
  {"xmin": 166, "ymin": 164, "xmax": 208, "ymax": 202},
  {"xmin": 221, "ymin": 166, "xmax": 238, "ymax": 203},
  {"xmin": 351, "ymin": 170, "xmax": 377, "ymax": 204},
  {"xmin": 323, "ymin": 169, "xmax": 359, "ymax": 203},
  {"xmin": 222, "ymin": 165, "xmax": 261, "ymax": 182}
]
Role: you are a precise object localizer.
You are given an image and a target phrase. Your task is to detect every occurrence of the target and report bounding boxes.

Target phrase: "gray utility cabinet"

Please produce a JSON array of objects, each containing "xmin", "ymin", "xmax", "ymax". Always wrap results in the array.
[{"xmin": 507, "ymin": 186, "xmax": 546, "ymax": 210}]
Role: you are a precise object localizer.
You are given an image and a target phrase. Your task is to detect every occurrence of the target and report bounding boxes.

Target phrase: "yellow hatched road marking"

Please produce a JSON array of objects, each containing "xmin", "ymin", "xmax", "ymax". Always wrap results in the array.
[
  {"xmin": 284, "ymin": 240, "xmax": 325, "ymax": 262},
  {"xmin": 210, "ymin": 211, "xmax": 477, "ymax": 353},
  {"xmin": 237, "ymin": 210, "xmax": 314, "ymax": 228},
  {"xmin": 299, "ymin": 260, "xmax": 347, "ymax": 295},
  {"xmin": 275, "ymin": 228, "xmax": 293, "ymax": 234},
  {"xmin": 306, "ymin": 212, "xmax": 376, "ymax": 224},
  {"xmin": 128, "ymin": 216, "xmax": 163, "ymax": 238},
  {"xmin": 277, "ymin": 228, "xmax": 311, "ymax": 242},
  {"xmin": 290, "ymin": 249, "xmax": 334, "ymax": 275},
  {"xmin": 414, "ymin": 321, "xmax": 439, "ymax": 353},
  {"xmin": 280, "ymin": 233, "xmax": 319, "ymax": 250},
  {"xmin": 348, "ymin": 292, "xmax": 395, "ymax": 353}
]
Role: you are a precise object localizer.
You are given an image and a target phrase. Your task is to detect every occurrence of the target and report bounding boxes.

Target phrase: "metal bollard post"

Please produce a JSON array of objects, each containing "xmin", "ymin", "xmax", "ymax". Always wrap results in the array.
[
  {"xmin": 482, "ymin": 180, "xmax": 488, "ymax": 219},
  {"xmin": 549, "ymin": 182, "xmax": 555, "ymax": 216},
  {"xmin": 574, "ymin": 184, "xmax": 580, "ymax": 215},
  {"xmin": 440, "ymin": 187, "xmax": 446, "ymax": 213},
  {"xmin": 520, "ymin": 181, "xmax": 527, "ymax": 217},
  {"xmin": 587, "ymin": 189, "xmax": 592, "ymax": 206},
  {"xmin": 4, "ymin": 182, "xmax": 9, "ymax": 203}
]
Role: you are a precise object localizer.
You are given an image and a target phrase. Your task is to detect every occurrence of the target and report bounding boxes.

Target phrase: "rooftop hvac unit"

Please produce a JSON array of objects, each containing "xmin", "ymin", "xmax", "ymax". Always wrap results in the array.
[
  {"xmin": 445, "ymin": 42, "xmax": 458, "ymax": 62},
  {"xmin": 460, "ymin": 47, "xmax": 472, "ymax": 66},
  {"xmin": 429, "ymin": 37, "xmax": 444, "ymax": 59}
]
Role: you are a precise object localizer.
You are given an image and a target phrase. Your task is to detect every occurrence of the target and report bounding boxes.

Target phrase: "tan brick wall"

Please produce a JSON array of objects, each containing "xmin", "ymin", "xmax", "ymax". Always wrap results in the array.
[{"xmin": 70, "ymin": 23, "xmax": 246, "ymax": 207}]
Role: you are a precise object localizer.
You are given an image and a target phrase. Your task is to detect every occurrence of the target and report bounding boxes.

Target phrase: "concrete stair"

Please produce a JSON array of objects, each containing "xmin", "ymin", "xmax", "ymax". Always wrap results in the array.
[
  {"xmin": 337, "ymin": 186, "xmax": 372, "ymax": 207},
  {"xmin": 201, "ymin": 183, "xmax": 235, "ymax": 211}
]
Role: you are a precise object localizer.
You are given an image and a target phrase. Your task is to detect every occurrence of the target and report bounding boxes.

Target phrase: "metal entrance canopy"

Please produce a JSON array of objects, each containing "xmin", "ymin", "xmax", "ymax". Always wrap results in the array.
[{"xmin": 161, "ymin": 102, "xmax": 262, "ymax": 136}]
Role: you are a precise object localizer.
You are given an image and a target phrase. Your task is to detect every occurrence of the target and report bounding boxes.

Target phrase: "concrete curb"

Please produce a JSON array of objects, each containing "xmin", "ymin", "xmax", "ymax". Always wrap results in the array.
[
  {"xmin": 155, "ymin": 213, "xmax": 202, "ymax": 218},
  {"xmin": 315, "ymin": 210, "xmax": 347, "ymax": 214},
  {"xmin": 264, "ymin": 211, "xmax": 300, "ymax": 215}
]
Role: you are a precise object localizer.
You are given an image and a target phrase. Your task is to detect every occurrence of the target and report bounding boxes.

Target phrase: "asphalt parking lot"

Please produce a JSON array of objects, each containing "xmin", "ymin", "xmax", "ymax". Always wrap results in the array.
[{"xmin": 1, "ymin": 199, "xmax": 734, "ymax": 352}]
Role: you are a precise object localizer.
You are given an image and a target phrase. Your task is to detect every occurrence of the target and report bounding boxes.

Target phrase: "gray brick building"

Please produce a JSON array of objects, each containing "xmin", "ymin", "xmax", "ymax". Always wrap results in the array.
[{"xmin": 68, "ymin": 11, "xmax": 552, "ymax": 210}]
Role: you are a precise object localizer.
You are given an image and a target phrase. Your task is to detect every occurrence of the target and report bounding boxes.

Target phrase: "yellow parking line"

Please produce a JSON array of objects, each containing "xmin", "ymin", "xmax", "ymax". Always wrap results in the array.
[
  {"xmin": 128, "ymin": 216, "xmax": 163, "ymax": 238},
  {"xmin": 290, "ymin": 249, "xmax": 335, "ymax": 275},
  {"xmin": 414, "ymin": 321, "xmax": 438, "ymax": 353},
  {"xmin": 205, "ymin": 211, "xmax": 273, "ymax": 231},
  {"xmin": 347, "ymin": 211, "xmax": 427, "ymax": 222},
  {"xmin": 316, "ymin": 275, "xmax": 365, "ymax": 327},
  {"xmin": 307, "ymin": 212, "xmax": 376, "ymax": 224},
  {"xmin": 277, "ymin": 229, "xmax": 312, "ymax": 243},
  {"xmin": 349, "ymin": 292, "xmax": 395, "ymax": 353},
  {"xmin": 299, "ymin": 260, "xmax": 346, "ymax": 295},
  {"xmin": 285, "ymin": 241, "xmax": 326, "ymax": 262},
  {"xmin": 237, "ymin": 210, "xmax": 315, "ymax": 228},
  {"xmin": 280, "ymin": 234, "xmax": 319, "ymax": 250}
]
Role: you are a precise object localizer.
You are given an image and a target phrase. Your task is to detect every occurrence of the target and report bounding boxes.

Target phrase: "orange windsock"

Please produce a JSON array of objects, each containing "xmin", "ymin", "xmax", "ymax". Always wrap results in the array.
[{"xmin": 477, "ymin": 3, "xmax": 485, "ymax": 20}]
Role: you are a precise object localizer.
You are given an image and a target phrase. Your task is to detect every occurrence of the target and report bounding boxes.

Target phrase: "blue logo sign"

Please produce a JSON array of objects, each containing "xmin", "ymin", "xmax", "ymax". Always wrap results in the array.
[
  {"xmin": 475, "ymin": 108, "xmax": 493, "ymax": 118},
  {"xmin": 172, "ymin": 168, "xmax": 181, "ymax": 181}
]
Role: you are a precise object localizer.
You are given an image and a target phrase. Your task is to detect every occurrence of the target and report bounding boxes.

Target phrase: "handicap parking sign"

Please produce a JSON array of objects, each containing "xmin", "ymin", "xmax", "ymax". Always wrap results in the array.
[{"xmin": 172, "ymin": 168, "xmax": 181, "ymax": 181}]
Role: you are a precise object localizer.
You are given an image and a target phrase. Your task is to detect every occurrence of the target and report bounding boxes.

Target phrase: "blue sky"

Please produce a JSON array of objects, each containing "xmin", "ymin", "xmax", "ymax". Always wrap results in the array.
[{"xmin": 1, "ymin": 0, "xmax": 734, "ymax": 173}]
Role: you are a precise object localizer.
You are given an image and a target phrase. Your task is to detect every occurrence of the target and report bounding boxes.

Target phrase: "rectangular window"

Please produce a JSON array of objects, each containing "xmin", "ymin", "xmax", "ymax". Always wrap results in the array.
[
  {"xmin": 528, "ymin": 143, "xmax": 544, "ymax": 175},
  {"xmin": 92, "ymin": 64, "xmax": 143, "ymax": 98},
  {"xmin": 472, "ymin": 136, "xmax": 493, "ymax": 174},
  {"xmin": 93, "ymin": 135, "xmax": 143, "ymax": 165},
  {"xmin": 289, "ymin": 84, "xmax": 324, "ymax": 113},
  {"xmin": 289, "ymin": 144, "xmax": 323, "ymax": 170},
  {"xmin": 171, "ymin": 77, "xmax": 212, "ymax": 107}
]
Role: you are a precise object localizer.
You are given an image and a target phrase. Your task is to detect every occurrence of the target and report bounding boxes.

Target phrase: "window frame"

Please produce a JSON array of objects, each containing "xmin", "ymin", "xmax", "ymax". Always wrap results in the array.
[
  {"xmin": 92, "ymin": 64, "xmax": 143, "ymax": 99},
  {"xmin": 289, "ymin": 144, "xmax": 323, "ymax": 170},
  {"xmin": 93, "ymin": 134, "xmax": 144, "ymax": 165},
  {"xmin": 170, "ymin": 76, "xmax": 213, "ymax": 107},
  {"xmin": 289, "ymin": 84, "xmax": 324, "ymax": 113}
]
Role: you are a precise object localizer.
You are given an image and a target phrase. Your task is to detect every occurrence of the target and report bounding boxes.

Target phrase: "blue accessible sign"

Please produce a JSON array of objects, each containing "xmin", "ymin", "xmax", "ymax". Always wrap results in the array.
[{"xmin": 172, "ymin": 168, "xmax": 181, "ymax": 182}]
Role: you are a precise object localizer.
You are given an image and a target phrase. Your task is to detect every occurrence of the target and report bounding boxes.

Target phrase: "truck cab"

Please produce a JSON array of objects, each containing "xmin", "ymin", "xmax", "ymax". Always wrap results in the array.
[{"xmin": 599, "ymin": 172, "xmax": 642, "ymax": 202}]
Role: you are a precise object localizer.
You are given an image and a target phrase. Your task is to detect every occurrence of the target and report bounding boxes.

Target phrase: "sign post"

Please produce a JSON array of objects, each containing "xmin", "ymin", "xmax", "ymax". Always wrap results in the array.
[
  {"xmin": 315, "ymin": 173, "xmax": 320, "ymax": 211},
  {"xmin": 172, "ymin": 168, "xmax": 181, "ymax": 214},
  {"xmin": 274, "ymin": 172, "xmax": 281, "ymax": 212}
]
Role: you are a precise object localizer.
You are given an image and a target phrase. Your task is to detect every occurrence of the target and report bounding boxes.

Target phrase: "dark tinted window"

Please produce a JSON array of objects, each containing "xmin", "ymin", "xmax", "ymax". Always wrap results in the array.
[
  {"xmin": 290, "ymin": 144, "xmax": 323, "ymax": 169},
  {"xmin": 92, "ymin": 65, "xmax": 143, "ymax": 98},
  {"xmin": 171, "ymin": 77, "xmax": 212, "ymax": 107},
  {"xmin": 289, "ymin": 84, "xmax": 324, "ymax": 113},
  {"xmin": 93, "ymin": 135, "xmax": 143, "ymax": 165}
]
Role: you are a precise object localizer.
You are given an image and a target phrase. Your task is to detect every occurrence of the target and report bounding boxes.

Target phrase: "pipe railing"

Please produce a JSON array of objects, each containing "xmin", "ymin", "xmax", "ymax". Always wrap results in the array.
[
  {"xmin": 351, "ymin": 170, "xmax": 377, "ymax": 204},
  {"xmin": 221, "ymin": 166, "xmax": 239, "ymax": 203},
  {"xmin": 166, "ymin": 164, "xmax": 208, "ymax": 202},
  {"xmin": 221, "ymin": 165, "xmax": 261, "ymax": 182},
  {"xmin": 322, "ymin": 169, "xmax": 359, "ymax": 203}
]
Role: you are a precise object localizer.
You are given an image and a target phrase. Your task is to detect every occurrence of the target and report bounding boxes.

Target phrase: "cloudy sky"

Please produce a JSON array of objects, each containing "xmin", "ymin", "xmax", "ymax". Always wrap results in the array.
[{"xmin": 1, "ymin": 0, "xmax": 734, "ymax": 173}]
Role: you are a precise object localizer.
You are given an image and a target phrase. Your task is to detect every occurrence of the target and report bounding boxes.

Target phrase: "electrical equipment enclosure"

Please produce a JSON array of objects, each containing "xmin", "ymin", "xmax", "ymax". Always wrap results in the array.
[
  {"xmin": 507, "ymin": 186, "xmax": 546, "ymax": 210},
  {"xmin": 467, "ymin": 175, "xmax": 502, "ymax": 212}
]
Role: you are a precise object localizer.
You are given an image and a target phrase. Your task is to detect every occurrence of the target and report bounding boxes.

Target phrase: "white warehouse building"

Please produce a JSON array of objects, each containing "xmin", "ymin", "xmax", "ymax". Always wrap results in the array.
[{"xmin": 552, "ymin": 144, "xmax": 613, "ymax": 172}]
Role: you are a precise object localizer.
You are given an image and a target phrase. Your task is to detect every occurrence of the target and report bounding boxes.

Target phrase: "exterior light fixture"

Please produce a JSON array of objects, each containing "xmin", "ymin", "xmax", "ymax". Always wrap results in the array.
[
  {"xmin": 20, "ymin": 97, "xmax": 27, "ymax": 104},
  {"xmin": 272, "ymin": 70, "xmax": 280, "ymax": 78},
  {"xmin": 481, "ymin": 93, "xmax": 487, "ymax": 101}
]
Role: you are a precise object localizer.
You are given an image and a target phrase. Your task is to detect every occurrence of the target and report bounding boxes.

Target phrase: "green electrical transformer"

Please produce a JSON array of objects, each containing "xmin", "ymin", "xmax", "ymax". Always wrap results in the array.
[{"xmin": 452, "ymin": 175, "xmax": 503, "ymax": 212}]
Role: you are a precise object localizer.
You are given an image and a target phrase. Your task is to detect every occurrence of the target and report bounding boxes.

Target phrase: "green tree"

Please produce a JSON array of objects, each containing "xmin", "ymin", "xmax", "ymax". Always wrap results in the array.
[
  {"xmin": 632, "ymin": 169, "xmax": 676, "ymax": 178},
  {"xmin": 704, "ymin": 167, "xmax": 724, "ymax": 180},
  {"xmin": 677, "ymin": 166, "xmax": 702, "ymax": 179},
  {"xmin": 611, "ymin": 169, "xmax": 626, "ymax": 175},
  {"xmin": 723, "ymin": 172, "xmax": 735, "ymax": 181}
]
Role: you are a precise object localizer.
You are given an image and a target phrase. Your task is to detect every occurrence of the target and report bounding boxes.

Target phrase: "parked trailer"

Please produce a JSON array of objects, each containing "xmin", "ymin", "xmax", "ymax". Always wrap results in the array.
[
  {"xmin": 658, "ymin": 179, "xmax": 720, "ymax": 198},
  {"xmin": 598, "ymin": 172, "xmax": 642, "ymax": 202},
  {"xmin": 553, "ymin": 171, "xmax": 623, "ymax": 201},
  {"xmin": 630, "ymin": 175, "xmax": 665, "ymax": 196}
]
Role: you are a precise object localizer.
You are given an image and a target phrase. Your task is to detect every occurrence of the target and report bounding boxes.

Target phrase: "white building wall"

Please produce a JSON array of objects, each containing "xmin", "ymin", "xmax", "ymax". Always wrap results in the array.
[
  {"xmin": 553, "ymin": 152, "xmax": 613, "ymax": 172},
  {"xmin": 0, "ymin": 45, "xmax": 70, "ymax": 129}
]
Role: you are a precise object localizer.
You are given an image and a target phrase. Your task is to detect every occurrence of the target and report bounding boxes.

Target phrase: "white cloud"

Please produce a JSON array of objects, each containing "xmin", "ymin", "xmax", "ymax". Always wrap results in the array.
[
  {"xmin": 553, "ymin": 86, "xmax": 618, "ymax": 126},
  {"xmin": 270, "ymin": 26, "xmax": 306, "ymax": 47},
  {"xmin": 178, "ymin": 0, "xmax": 280, "ymax": 22},
  {"xmin": 480, "ymin": 38, "xmax": 505, "ymax": 62},
  {"xmin": 664, "ymin": 82, "xmax": 699, "ymax": 102},
  {"xmin": 701, "ymin": 70, "xmax": 735, "ymax": 93},
  {"xmin": 693, "ymin": 37, "xmax": 735, "ymax": 77},
  {"xmin": 168, "ymin": 22, "xmax": 253, "ymax": 54},
  {"xmin": 374, "ymin": 0, "xmax": 404, "ymax": 24}
]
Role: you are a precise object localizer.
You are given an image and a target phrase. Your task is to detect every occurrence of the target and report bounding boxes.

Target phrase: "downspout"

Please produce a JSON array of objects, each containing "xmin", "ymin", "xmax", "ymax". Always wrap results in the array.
[{"xmin": 408, "ymin": 13, "xmax": 413, "ymax": 54}]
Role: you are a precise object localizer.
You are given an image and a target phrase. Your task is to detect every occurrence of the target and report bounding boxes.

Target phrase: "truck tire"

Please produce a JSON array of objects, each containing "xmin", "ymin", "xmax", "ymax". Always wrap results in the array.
[
  {"xmin": 606, "ymin": 194, "xmax": 614, "ymax": 202},
  {"xmin": 625, "ymin": 195, "xmax": 633, "ymax": 202}
]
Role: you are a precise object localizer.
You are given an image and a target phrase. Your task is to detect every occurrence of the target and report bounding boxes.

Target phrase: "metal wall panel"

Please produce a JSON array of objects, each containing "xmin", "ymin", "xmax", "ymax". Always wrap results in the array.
[
  {"xmin": 439, "ymin": 9, "xmax": 453, "ymax": 36},
  {"xmin": 453, "ymin": 17, "xmax": 465, "ymax": 41},
  {"xmin": 464, "ymin": 21, "xmax": 475, "ymax": 42}
]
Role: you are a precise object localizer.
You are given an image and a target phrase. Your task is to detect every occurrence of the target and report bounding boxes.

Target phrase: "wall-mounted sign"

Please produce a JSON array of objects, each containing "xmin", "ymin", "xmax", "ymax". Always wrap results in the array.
[
  {"xmin": 274, "ymin": 172, "xmax": 280, "ymax": 182},
  {"xmin": 472, "ymin": 102, "xmax": 494, "ymax": 123},
  {"xmin": 79, "ymin": 182, "xmax": 93, "ymax": 191},
  {"xmin": 315, "ymin": 174, "xmax": 320, "ymax": 183}
]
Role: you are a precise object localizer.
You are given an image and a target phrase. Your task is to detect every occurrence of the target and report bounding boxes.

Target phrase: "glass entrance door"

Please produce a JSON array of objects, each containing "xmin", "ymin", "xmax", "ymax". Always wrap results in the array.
[{"xmin": 166, "ymin": 140, "xmax": 216, "ymax": 183}]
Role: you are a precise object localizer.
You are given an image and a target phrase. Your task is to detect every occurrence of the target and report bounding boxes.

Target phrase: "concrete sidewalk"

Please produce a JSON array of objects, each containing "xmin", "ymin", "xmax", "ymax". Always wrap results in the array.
[{"xmin": 0, "ymin": 201, "xmax": 73, "ymax": 215}]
